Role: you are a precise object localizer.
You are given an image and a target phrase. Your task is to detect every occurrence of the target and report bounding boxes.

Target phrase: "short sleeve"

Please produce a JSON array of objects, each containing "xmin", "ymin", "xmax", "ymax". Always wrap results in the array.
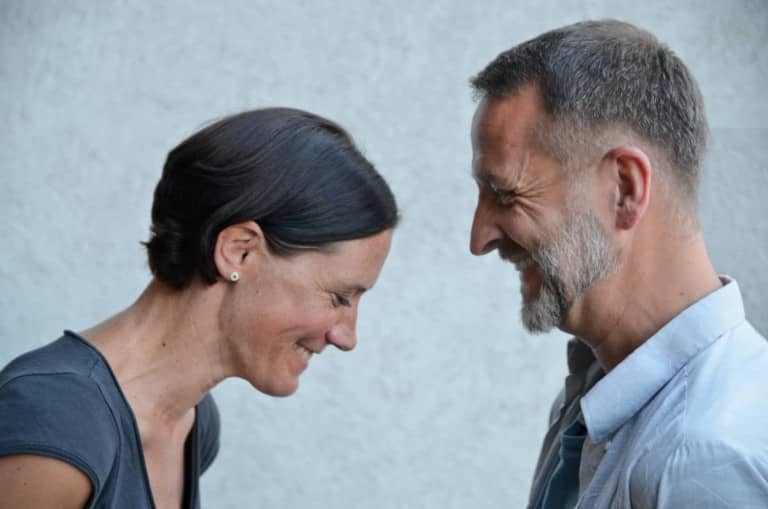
[
  {"xmin": 196, "ymin": 392, "xmax": 220, "ymax": 474},
  {"xmin": 645, "ymin": 439, "xmax": 768, "ymax": 508},
  {"xmin": 0, "ymin": 373, "xmax": 119, "ymax": 495}
]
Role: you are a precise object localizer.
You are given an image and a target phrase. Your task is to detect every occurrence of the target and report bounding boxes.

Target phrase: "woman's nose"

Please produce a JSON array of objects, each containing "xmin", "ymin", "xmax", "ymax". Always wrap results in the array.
[{"xmin": 326, "ymin": 313, "xmax": 358, "ymax": 351}]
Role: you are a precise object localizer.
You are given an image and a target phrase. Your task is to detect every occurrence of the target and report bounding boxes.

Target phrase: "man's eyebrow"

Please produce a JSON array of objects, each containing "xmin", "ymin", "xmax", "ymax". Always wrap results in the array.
[{"xmin": 472, "ymin": 167, "xmax": 503, "ymax": 187}]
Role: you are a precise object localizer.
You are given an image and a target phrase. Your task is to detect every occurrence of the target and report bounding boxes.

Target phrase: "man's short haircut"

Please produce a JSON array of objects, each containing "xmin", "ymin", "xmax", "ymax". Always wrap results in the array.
[{"xmin": 470, "ymin": 20, "xmax": 709, "ymax": 207}]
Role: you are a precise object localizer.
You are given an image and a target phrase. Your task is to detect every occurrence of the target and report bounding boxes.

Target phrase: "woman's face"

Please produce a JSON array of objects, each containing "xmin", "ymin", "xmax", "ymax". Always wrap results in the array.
[{"xmin": 222, "ymin": 229, "xmax": 394, "ymax": 396}]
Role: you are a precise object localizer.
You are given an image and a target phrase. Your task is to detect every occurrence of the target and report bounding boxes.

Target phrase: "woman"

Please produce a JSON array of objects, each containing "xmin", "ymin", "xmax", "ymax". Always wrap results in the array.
[{"xmin": 0, "ymin": 108, "xmax": 398, "ymax": 508}]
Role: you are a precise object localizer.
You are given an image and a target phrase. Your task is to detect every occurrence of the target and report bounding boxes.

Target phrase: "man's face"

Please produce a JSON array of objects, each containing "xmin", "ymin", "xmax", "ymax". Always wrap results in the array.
[
  {"xmin": 516, "ymin": 201, "xmax": 617, "ymax": 331},
  {"xmin": 469, "ymin": 85, "xmax": 618, "ymax": 332}
]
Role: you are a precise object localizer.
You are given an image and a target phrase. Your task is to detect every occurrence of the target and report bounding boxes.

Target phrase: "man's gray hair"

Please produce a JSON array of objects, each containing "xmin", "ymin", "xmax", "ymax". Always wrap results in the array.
[{"xmin": 471, "ymin": 20, "xmax": 709, "ymax": 208}]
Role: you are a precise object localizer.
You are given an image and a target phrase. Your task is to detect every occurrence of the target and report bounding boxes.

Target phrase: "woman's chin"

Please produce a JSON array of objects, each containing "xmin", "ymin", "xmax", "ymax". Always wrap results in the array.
[{"xmin": 253, "ymin": 377, "xmax": 300, "ymax": 397}]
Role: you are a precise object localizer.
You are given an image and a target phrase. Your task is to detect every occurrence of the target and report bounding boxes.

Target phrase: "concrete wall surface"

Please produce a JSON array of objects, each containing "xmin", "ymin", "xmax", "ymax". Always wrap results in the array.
[{"xmin": 1, "ymin": 1, "xmax": 766, "ymax": 508}]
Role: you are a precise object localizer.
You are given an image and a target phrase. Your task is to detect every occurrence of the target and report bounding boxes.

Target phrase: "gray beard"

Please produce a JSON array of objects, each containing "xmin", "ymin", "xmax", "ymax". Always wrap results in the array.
[{"xmin": 521, "ymin": 209, "xmax": 618, "ymax": 333}]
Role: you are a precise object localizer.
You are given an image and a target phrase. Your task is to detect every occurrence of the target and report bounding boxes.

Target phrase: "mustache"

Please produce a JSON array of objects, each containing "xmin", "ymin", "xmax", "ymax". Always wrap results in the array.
[
  {"xmin": 497, "ymin": 239, "xmax": 525, "ymax": 263},
  {"xmin": 499, "ymin": 239, "xmax": 562, "ymax": 290},
  {"xmin": 497, "ymin": 239, "xmax": 544, "ymax": 266}
]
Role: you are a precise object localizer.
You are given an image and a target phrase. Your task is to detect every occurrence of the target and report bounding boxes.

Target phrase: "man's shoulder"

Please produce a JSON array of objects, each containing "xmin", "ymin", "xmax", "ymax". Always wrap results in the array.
[
  {"xmin": 637, "ymin": 320, "xmax": 768, "ymax": 451},
  {"xmin": 625, "ymin": 322, "xmax": 768, "ymax": 505},
  {"xmin": 683, "ymin": 320, "xmax": 768, "ymax": 439},
  {"xmin": 628, "ymin": 420, "xmax": 768, "ymax": 507}
]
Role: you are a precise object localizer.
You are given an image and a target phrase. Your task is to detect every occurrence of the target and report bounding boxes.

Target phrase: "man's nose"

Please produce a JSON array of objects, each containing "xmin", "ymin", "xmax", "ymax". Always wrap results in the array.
[{"xmin": 470, "ymin": 198, "xmax": 502, "ymax": 255}]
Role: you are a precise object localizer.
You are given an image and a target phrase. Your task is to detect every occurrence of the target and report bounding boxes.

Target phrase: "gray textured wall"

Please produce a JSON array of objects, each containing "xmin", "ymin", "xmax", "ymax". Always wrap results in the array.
[{"xmin": 1, "ymin": 1, "xmax": 766, "ymax": 508}]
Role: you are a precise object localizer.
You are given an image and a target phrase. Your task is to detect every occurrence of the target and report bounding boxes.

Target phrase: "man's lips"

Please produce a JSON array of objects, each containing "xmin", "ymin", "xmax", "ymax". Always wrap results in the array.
[{"xmin": 500, "ymin": 251, "xmax": 542, "ymax": 294}]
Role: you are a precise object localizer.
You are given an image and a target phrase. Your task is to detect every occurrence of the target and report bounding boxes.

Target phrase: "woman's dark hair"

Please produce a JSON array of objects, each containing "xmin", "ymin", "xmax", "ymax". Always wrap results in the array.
[{"xmin": 144, "ymin": 107, "xmax": 399, "ymax": 289}]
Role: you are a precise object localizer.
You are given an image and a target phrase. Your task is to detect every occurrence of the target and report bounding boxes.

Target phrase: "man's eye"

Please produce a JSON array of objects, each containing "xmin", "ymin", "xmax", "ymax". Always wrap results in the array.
[
  {"xmin": 495, "ymin": 190, "xmax": 516, "ymax": 205},
  {"xmin": 490, "ymin": 184, "xmax": 516, "ymax": 206},
  {"xmin": 333, "ymin": 293, "xmax": 352, "ymax": 308}
]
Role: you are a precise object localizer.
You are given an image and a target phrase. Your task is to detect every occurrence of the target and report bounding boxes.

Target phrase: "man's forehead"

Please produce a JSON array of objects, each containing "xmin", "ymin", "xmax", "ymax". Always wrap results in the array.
[
  {"xmin": 471, "ymin": 89, "xmax": 550, "ymax": 185},
  {"xmin": 472, "ymin": 129, "xmax": 514, "ymax": 186},
  {"xmin": 471, "ymin": 98, "xmax": 506, "ymax": 143},
  {"xmin": 471, "ymin": 145, "xmax": 520, "ymax": 188},
  {"xmin": 472, "ymin": 90, "xmax": 544, "ymax": 147}
]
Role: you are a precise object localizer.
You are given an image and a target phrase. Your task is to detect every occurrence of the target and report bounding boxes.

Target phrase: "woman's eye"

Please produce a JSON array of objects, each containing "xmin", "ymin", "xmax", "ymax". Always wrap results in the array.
[{"xmin": 333, "ymin": 293, "xmax": 352, "ymax": 308}]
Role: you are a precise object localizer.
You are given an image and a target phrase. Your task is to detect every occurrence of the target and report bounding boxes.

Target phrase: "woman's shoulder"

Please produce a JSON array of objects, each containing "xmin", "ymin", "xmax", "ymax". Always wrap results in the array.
[
  {"xmin": 0, "ymin": 332, "xmax": 122, "ymax": 493},
  {"xmin": 0, "ymin": 331, "xmax": 104, "ymax": 384}
]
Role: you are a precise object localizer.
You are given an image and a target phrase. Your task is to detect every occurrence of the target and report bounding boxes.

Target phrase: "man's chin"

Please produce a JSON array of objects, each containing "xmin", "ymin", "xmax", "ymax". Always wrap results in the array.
[
  {"xmin": 521, "ymin": 311, "xmax": 559, "ymax": 334},
  {"xmin": 521, "ymin": 290, "xmax": 566, "ymax": 333}
]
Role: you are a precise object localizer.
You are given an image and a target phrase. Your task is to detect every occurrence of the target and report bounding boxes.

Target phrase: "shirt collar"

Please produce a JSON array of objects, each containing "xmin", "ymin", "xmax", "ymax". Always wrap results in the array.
[
  {"xmin": 567, "ymin": 336, "xmax": 597, "ymax": 375},
  {"xmin": 580, "ymin": 276, "xmax": 746, "ymax": 444}
]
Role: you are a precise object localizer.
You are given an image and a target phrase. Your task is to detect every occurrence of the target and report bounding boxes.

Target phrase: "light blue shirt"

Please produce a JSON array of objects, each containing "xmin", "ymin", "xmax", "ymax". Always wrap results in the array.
[{"xmin": 573, "ymin": 278, "xmax": 768, "ymax": 507}]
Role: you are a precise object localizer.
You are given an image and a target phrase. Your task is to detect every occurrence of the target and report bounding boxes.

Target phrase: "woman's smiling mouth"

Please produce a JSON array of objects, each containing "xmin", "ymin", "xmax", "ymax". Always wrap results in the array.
[{"xmin": 294, "ymin": 344, "xmax": 313, "ymax": 361}]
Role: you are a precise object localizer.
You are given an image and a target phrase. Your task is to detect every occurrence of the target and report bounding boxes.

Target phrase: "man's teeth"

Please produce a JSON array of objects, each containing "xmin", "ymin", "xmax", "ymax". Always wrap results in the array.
[
  {"xmin": 295, "ymin": 344, "xmax": 313, "ymax": 361},
  {"xmin": 516, "ymin": 257, "xmax": 534, "ymax": 271}
]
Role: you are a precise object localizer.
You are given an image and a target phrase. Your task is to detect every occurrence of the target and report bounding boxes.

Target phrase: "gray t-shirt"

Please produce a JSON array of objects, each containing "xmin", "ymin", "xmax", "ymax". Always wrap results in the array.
[{"xmin": 0, "ymin": 331, "xmax": 220, "ymax": 508}]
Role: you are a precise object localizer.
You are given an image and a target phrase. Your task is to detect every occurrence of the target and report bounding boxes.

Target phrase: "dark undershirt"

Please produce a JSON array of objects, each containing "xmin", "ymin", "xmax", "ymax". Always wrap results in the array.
[{"xmin": 0, "ymin": 331, "xmax": 220, "ymax": 508}]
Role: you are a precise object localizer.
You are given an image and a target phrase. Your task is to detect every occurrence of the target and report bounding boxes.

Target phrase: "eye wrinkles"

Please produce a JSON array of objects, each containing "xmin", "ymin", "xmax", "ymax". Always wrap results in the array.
[
  {"xmin": 474, "ymin": 171, "xmax": 518, "ymax": 208},
  {"xmin": 474, "ymin": 150, "xmax": 541, "ymax": 210},
  {"xmin": 488, "ymin": 180, "xmax": 517, "ymax": 206}
]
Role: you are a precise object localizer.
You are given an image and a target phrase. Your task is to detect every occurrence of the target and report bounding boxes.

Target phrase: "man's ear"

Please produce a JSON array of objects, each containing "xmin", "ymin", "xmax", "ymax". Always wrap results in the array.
[
  {"xmin": 213, "ymin": 221, "xmax": 266, "ymax": 281},
  {"xmin": 603, "ymin": 146, "xmax": 652, "ymax": 231}
]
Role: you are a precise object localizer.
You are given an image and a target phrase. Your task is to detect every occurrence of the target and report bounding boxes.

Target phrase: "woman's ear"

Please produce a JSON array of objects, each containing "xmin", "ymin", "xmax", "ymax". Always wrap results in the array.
[
  {"xmin": 213, "ymin": 221, "xmax": 266, "ymax": 282},
  {"xmin": 604, "ymin": 146, "xmax": 652, "ymax": 231}
]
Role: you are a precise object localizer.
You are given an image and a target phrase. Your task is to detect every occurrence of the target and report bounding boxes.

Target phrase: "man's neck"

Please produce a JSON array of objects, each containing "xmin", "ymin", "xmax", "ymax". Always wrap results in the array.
[{"xmin": 565, "ymin": 231, "xmax": 722, "ymax": 372}]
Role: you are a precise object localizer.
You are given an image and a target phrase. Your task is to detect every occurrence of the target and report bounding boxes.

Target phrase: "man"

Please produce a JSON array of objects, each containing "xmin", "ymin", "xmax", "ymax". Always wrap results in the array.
[{"xmin": 468, "ymin": 20, "xmax": 768, "ymax": 508}]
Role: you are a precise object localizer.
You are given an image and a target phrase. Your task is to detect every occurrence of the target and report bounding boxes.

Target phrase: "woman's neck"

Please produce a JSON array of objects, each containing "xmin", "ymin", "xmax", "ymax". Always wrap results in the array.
[{"xmin": 80, "ymin": 279, "xmax": 230, "ymax": 441}]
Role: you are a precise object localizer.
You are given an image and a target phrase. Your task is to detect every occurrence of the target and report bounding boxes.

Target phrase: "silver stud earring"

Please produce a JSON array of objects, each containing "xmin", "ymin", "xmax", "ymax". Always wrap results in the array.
[{"xmin": 229, "ymin": 271, "xmax": 240, "ymax": 282}]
